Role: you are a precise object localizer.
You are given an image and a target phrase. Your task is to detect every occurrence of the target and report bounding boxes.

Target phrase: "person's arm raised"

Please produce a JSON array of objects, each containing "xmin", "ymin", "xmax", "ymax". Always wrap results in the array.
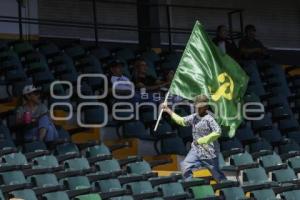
[{"xmin": 162, "ymin": 104, "xmax": 186, "ymax": 127}]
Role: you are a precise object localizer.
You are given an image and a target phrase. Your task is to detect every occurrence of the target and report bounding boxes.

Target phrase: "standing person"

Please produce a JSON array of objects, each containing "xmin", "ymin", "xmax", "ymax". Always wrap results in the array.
[
  {"xmin": 213, "ymin": 25, "xmax": 240, "ymax": 61},
  {"xmin": 16, "ymin": 84, "xmax": 59, "ymax": 142},
  {"xmin": 239, "ymin": 24, "xmax": 268, "ymax": 60},
  {"xmin": 162, "ymin": 94, "xmax": 226, "ymax": 181}
]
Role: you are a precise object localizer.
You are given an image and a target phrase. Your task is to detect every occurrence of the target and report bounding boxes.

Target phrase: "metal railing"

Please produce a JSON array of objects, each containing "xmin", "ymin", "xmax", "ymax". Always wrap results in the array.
[{"xmin": 0, "ymin": 0, "xmax": 244, "ymax": 50}]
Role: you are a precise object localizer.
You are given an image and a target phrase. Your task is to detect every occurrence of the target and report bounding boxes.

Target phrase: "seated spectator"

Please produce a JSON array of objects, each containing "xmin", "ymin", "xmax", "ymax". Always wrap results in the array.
[
  {"xmin": 109, "ymin": 60, "xmax": 133, "ymax": 94},
  {"xmin": 132, "ymin": 59, "xmax": 170, "ymax": 92},
  {"xmin": 239, "ymin": 24, "xmax": 268, "ymax": 60},
  {"xmin": 213, "ymin": 25, "xmax": 240, "ymax": 60},
  {"xmin": 16, "ymin": 84, "xmax": 59, "ymax": 142}
]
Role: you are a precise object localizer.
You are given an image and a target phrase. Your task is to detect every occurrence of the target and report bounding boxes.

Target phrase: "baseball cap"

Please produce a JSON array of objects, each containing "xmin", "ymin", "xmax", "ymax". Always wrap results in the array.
[
  {"xmin": 194, "ymin": 94, "xmax": 209, "ymax": 108},
  {"xmin": 22, "ymin": 84, "xmax": 40, "ymax": 95}
]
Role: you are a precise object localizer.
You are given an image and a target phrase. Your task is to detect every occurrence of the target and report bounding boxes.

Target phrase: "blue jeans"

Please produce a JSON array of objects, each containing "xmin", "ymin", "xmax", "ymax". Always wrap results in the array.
[
  {"xmin": 24, "ymin": 115, "xmax": 59, "ymax": 142},
  {"xmin": 180, "ymin": 147, "xmax": 226, "ymax": 181}
]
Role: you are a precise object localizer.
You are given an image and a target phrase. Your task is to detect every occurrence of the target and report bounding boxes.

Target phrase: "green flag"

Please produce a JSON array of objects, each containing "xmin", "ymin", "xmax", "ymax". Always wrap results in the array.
[{"xmin": 169, "ymin": 21, "xmax": 249, "ymax": 137}]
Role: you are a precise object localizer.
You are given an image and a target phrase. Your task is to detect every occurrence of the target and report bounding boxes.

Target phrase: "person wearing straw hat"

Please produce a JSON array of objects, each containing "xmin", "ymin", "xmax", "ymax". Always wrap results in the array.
[
  {"xmin": 16, "ymin": 84, "xmax": 59, "ymax": 142},
  {"xmin": 162, "ymin": 94, "xmax": 226, "ymax": 181}
]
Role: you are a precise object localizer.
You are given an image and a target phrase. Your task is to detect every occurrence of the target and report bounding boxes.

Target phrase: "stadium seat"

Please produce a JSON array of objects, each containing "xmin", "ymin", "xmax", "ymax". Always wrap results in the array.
[
  {"xmin": 32, "ymin": 155, "xmax": 60, "ymax": 170},
  {"xmin": 63, "ymin": 157, "xmax": 92, "ymax": 172},
  {"xmin": 93, "ymin": 178, "xmax": 123, "ymax": 193},
  {"xmin": 0, "ymin": 170, "xmax": 27, "ymax": 186},
  {"xmin": 154, "ymin": 182, "xmax": 188, "ymax": 199},
  {"xmin": 250, "ymin": 188, "xmax": 278, "ymax": 200},
  {"xmin": 220, "ymin": 186, "xmax": 247, "ymax": 200},
  {"xmin": 94, "ymin": 158, "xmax": 122, "ymax": 175},
  {"xmin": 229, "ymin": 151, "xmax": 258, "ymax": 169},
  {"xmin": 74, "ymin": 193, "xmax": 102, "ymax": 200},
  {"xmin": 248, "ymin": 138, "xmax": 273, "ymax": 156},
  {"xmin": 278, "ymin": 139, "xmax": 300, "ymax": 155},
  {"xmin": 84, "ymin": 143, "xmax": 111, "ymax": 158},
  {"xmin": 60, "ymin": 175, "xmax": 92, "ymax": 190},
  {"xmin": 9, "ymin": 189, "xmax": 38, "ymax": 200},
  {"xmin": 242, "ymin": 167, "xmax": 273, "ymax": 186},
  {"xmin": 271, "ymin": 167, "xmax": 298, "ymax": 184},
  {"xmin": 220, "ymin": 138, "xmax": 243, "ymax": 157},
  {"xmin": 1, "ymin": 152, "xmax": 28, "ymax": 166},
  {"xmin": 28, "ymin": 173, "xmax": 60, "ymax": 188},
  {"xmin": 23, "ymin": 141, "xmax": 48, "ymax": 153},
  {"xmin": 259, "ymin": 128, "xmax": 283, "ymax": 144},
  {"xmin": 124, "ymin": 180, "xmax": 159, "ymax": 199},
  {"xmin": 42, "ymin": 191, "xmax": 70, "ymax": 200},
  {"xmin": 187, "ymin": 182, "xmax": 217, "ymax": 199},
  {"xmin": 258, "ymin": 152, "xmax": 286, "ymax": 172},
  {"xmin": 55, "ymin": 142, "xmax": 80, "ymax": 156},
  {"xmin": 280, "ymin": 189, "xmax": 300, "ymax": 200},
  {"xmin": 287, "ymin": 156, "xmax": 300, "ymax": 172}
]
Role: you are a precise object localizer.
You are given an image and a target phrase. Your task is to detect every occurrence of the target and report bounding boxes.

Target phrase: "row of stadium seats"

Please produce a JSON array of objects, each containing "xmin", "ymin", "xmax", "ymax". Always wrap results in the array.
[{"xmin": 1, "ymin": 39, "xmax": 300, "ymax": 199}]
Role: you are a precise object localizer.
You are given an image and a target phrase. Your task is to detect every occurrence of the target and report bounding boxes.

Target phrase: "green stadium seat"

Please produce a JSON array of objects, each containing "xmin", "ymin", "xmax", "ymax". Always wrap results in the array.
[
  {"xmin": 220, "ymin": 186, "xmax": 247, "ymax": 200},
  {"xmin": 124, "ymin": 180, "xmax": 161, "ymax": 199},
  {"xmin": 0, "ymin": 170, "xmax": 27, "ymax": 186},
  {"xmin": 74, "ymin": 193, "xmax": 102, "ymax": 200},
  {"xmin": 287, "ymin": 156, "xmax": 300, "ymax": 172},
  {"xmin": 250, "ymin": 188, "xmax": 277, "ymax": 200},
  {"xmin": 242, "ymin": 167, "xmax": 272, "ymax": 186},
  {"xmin": 278, "ymin": 139, "xmax": 300, "ymax": 155},
  {"xmin": 55, "ymin": 142, "xmax": 80, "ymax": 155},
  {"xmin": 251, "ymin": 115, "xmax": 273, "ymax": 132},
  {"xmin": 258, "ymin": 152, "xmax": 286, "ymax": 171},
  {"xmin": 229, "ymin": 151, "xmax": 258, "ymax": 169},
  {"xmin": 32, "ymin": 155, "xmax": 60, "ymax": 169},
  {"xmin": 220, "ymin": 138, "xmax": 243, "ymax": 157},
  {"xmin": 122, "ymin": 121, "xmax": 156, "ymax": 140},
  {"xmin": 63, "ymin": 157, "xmax": 91, "ymax": 172},
  {"xmin": 280, "ymin": 190, "xmax": 300, "ymax": 200},
  {"xmin": 154, "ymin": 182, "xmax": 188, "ymax": 199},
  {"xmin": 235, "ymin": 125, "xmax": 257, "ymax": 144},
  {"xmin": 94, "ymin": 159, "xmax": 122, "ymax": 174},
  {"xmin": 42, "ymin": 191, "xmax": 70, "ymax": 200},
  {"xmin": 28, "ymin": 173, "xmax": 60, "ymax": 188},
  {"xmin": 126, "ymin": 160, "xmax": 153, "ymax": 176},
  {"xmin": 1, "ymin": 152, "xmax": 28, "ymax": 166},
  {"xmin": 188, "ymin": 184, "xmax": 216, "ymax": 199},
  {"xmin": 110, "ymin": 196, "xmax": 134, "ymax": 200},
  {"xmin": 60, "ymin": 175, "xmax": 91, "ymax": 190},
  {"xmin": 10, "ymin": 189, "xmax": 38, "ymax": 200},
  {"xmin": 260, "ymin": 128, "xmax": 283, "ymax": 145},
  {"xmin": 249, "ymin": 138, "xmax": 272, "ymax": 155},
  {"xmin": 23, "ymin": 141, "xmax": 48, "ymax": 153},
  {"xmin": 94, "ymin": 178, "xmax": 122, "ymax": 193},
  {"xmin": 84, "ymin": 144, "xmax": 111, "ymax": 158},
  {"xmin": 271, "ymin": 167, "xmax": 298, "ymax": 184}
]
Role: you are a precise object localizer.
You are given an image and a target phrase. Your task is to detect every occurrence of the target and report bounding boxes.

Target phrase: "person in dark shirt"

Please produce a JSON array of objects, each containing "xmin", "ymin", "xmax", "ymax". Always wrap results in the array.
[
  {"xmin": 239, "ymin": 24, "xmax": 268, "ymax": 60},
  {"xmin": 212, "ymin": 25, "xmax": 240, "ymax": 60},
  {"xmin": 132, "ymin": 59, "xmax": 170, "ymax": 92}
]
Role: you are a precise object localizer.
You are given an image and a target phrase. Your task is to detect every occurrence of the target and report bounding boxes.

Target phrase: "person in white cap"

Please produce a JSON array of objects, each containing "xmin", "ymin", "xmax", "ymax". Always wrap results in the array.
[{"xmin": 16, "ymin": 84, "xmax": 59, "ymax": 142}]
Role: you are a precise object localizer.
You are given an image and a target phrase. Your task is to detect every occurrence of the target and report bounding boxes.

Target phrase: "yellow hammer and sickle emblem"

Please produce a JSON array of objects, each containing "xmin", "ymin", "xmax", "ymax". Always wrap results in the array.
[{"xmin": 211, "ymin": 72, "xmax": 234, "ymax": 101}]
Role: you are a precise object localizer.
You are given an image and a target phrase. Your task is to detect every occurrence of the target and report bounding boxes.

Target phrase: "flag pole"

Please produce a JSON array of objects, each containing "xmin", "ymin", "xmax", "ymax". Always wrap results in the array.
[{"xmin": 154, "ymin": 91, "xmax": 170, "ymax": 132}]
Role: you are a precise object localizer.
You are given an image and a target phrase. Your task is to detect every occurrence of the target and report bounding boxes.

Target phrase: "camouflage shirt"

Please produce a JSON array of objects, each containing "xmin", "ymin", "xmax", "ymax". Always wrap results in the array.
[{"xmin": 183, "ymin": 112, "xmax": 221, "ymax": 160}]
